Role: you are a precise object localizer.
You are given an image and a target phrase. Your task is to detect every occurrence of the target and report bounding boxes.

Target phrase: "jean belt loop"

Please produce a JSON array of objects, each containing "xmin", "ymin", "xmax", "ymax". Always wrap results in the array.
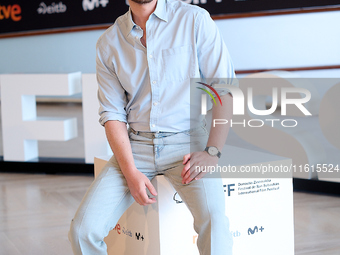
[{"xmin": 130, "ymin": 127, "xmax": 139, "ymax": 136}]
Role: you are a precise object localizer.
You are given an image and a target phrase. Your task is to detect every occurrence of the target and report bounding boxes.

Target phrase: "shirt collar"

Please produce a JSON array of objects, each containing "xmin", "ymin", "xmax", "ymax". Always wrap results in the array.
[
  {"xmin": 125, "ymin": 0, "xmax": 168, "ymax": 36},
  {"xmin": 126, "ymin": 8, "xmax": 137, "ymax": 37},
  {"xmin": 153, "ymin": 0, "xmax": 168, "ymax": 23}
]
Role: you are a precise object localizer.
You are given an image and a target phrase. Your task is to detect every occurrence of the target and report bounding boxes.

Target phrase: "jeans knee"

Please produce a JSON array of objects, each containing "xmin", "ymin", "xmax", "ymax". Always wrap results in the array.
[
  {"xmin": 68, "ymin": 219, "xmax": 81, "ymax": 246},
  {"xmin": 68, "ymin": 218, "xmax": 92, "ymax": 247},
  {"xmin": 68, "ymin": 217, "xmax": 108, "ymax": 254},
  {"xmin": 212, "ymin": 211, "xmax": 231, "ymax": 229},
  {"xmin": 196, "ymin": 211, "xmax": 230, "ymax": 233}
]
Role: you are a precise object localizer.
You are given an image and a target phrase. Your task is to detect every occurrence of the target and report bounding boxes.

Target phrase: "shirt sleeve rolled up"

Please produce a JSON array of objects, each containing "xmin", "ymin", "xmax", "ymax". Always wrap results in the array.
[{"xmin": 96, "ymin": 45, "xmax": 128, "ymax": 126}]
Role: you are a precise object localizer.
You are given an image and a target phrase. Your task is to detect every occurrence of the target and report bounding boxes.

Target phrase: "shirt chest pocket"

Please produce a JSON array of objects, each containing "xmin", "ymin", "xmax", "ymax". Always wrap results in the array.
[{"xmin": 162, "ymin": 45, "xmax": 195, "ymax": 82}]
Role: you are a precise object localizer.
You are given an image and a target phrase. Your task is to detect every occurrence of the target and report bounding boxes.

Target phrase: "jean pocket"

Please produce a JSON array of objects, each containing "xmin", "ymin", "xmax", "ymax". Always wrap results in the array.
[{"xmin": 183, "ymin": 126, "xmax": 209, "ymax": 137}]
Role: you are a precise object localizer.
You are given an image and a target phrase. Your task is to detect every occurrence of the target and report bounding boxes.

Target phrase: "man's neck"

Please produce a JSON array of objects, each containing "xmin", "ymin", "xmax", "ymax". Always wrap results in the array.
[{"xmin": 129, "ymin": 0, "xmax": 157, "ymax": 29}]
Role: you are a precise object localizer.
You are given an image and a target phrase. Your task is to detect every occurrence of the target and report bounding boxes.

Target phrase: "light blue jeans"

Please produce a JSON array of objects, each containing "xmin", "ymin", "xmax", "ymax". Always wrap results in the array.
[{"xmin": 68, "ymin": 126, "xmax": 233, "ymax": 255}]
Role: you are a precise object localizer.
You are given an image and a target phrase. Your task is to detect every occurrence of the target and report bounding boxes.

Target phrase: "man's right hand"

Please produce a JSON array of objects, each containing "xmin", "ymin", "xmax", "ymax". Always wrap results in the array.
[
  {"xmin": 104, "ymin": 121, "xmax": 157, "ymax": 206},
  {"xmin": 124, "ymin": 169, "xmax": 158, "ymax": 206}
]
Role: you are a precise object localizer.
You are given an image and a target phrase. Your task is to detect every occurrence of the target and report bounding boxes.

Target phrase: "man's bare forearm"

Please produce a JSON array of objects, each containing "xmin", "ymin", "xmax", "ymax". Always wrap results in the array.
[
  {"xmin": 206, "ymin": 94, "xmax": 233, "ymax": 151},
  {"xmin": 181, "ymin": 94, "xmax": 233, "ymax": 183},
  {"xmin": 104, "ymin": 120, "xmax": 137, "ymax": 176},
  {"xmin": 104, "ymin": 120, "xmax": 157, "ymax": 205}
]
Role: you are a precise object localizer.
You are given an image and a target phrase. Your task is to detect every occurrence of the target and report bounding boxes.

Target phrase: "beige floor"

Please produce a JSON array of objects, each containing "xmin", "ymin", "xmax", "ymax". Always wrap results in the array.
[{"xmin": 0, "ymin": 173, "xmax": 339, "ymax": 255}]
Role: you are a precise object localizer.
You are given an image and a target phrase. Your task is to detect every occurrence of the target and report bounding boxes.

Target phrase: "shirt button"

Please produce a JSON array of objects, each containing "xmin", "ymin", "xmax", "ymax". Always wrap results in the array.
[
  {"xmin": 151, "ymin": 124, "xmax": 156, "ymax": 128},
  {"xmin": 153, "ymin": 102, "xmax": 158, "ymax": 106},
  {"xmin": 149, "ymin": 54, "xmax": 153, "ymax": 58},
  {"xmin": 135, "ymin": 36, "xmax": 139, "ymax": 40},
  {"xmin": 152, "ymin": 80, "xmax": 157, "ymax": 85}
]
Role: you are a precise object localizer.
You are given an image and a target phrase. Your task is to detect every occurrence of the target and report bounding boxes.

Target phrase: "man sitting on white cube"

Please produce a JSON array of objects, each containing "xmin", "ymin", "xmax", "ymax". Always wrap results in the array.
[{"xmin": 68, "ymin": 0, "xmax": 237, "ymax": 254}]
